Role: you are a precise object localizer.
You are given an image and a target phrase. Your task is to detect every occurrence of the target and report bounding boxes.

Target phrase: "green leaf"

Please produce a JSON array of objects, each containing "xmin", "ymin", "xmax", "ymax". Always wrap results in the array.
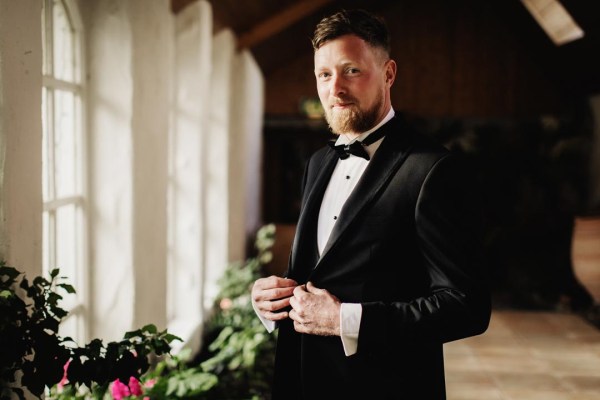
[
  {"xmin": 123, "ymin": 330, "xmax": 141, "ymax": 341},
  {"xmin": 58, "ymin": 283, "xmax": 77, "ymax": 294},
  {"xmin": 47, "ymin": 291, "xmax": 62, "ymax": 305},
  {"xmin": 33, "ymin": 276, "xmax": 46, "ymax": 287},
  {"xmin": 0, "ymin": 265, "xmax": 21, "ymax": 282},
  {"xmin": 163, "ymin": 333, "xmax": 183, "ymax": 344},
  {"xmin": 53, "ymin": 307, "xmax": 69, "ymax": 319},
  {"xmin": 141, "ymin": 324, "xmax": 157, "ymax": 334}
]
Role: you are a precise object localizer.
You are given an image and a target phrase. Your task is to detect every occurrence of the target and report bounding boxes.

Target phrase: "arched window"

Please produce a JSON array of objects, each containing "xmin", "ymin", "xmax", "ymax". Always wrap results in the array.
[{"xmin": 41, "ymin": 0, "xmax": 87, "ymax": 344}]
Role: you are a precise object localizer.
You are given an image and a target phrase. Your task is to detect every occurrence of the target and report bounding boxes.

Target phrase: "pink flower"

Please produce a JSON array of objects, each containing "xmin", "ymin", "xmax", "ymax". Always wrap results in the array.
[
  {"xmin": 129, "ymin": 377, "xmax": 143, "ymax": 396},
  {"xmin": 111, "ymin": 376, "xmax": 146, "ymax": 399},
  {"xmin": 143, "ymin": 378, "xmax": 156, "ymax": 389},
  {"xmin": 57, "ymin": 359, "xmax": 71, "ymax": 389},
  {"xmin": 220, "ymin": 298, "xmax": 233, "ymax": 310},
  {"xmin": 111, "ymin": 379, "xmax": 130, "ymax": 400}
]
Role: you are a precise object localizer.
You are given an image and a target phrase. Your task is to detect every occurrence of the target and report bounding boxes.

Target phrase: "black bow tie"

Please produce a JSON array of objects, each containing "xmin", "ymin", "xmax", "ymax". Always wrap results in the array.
[
  {"xmin": 327, "ymin": 125, "xmax": 388, "ymax": 161},
  {"xmin": 328, "ymin": 140, "xmax": 370, "ymax": 160}
]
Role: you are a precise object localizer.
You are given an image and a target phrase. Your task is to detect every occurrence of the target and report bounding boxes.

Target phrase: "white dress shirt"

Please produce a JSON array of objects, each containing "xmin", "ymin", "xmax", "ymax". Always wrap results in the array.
[
  {"xmin": 255, "ymin": 108, "xmax": 396, "ymax": 357},
  {"xmin": 318, "ymin": 108, "xmax": 394, "ymax": 356}
]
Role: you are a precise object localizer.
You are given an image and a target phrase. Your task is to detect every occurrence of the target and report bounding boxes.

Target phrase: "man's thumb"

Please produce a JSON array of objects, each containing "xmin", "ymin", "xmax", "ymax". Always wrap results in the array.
[{"xmin": 306, "ymin": 281, "xmax": 319, "ymax": 292}]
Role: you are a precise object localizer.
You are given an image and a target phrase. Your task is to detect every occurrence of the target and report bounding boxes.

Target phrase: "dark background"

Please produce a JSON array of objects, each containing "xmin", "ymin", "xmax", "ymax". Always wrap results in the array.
[{"xmin": 173, "ymin": 0, "xmax": 600, "ymax": 313}]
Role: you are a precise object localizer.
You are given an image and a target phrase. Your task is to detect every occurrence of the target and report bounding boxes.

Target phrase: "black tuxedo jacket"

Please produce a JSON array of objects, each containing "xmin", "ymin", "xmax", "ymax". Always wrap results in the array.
[{"xmin": 272, "ymin": 115, "xmax": 491, "ymax": 400}]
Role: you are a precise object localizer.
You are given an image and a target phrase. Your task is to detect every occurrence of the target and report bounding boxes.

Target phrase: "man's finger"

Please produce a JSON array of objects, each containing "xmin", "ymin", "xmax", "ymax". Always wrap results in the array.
[
  {"xmin": 306, "ymin": 281, "xmax": 322, "ymax": 293},
  {"xmin": 293, "ymin": 283, "xmax": 308, "ymax": 296}
]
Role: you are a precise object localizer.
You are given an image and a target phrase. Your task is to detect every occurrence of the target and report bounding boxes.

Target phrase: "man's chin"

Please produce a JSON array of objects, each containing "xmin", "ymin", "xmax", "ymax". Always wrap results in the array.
[
  {"xmin": 327, "ymin": 120, "xmax": 350, "ymax": 135},
  {"xmin": 326, "ymin": 111, "xmax": 356, "ymax": 134}
]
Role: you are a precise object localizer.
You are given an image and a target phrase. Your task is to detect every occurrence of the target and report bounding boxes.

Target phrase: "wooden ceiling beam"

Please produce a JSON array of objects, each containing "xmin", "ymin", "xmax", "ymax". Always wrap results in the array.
[{"xmin": 237, "ymin": 0, "xmax": 334, "ymax": 49}]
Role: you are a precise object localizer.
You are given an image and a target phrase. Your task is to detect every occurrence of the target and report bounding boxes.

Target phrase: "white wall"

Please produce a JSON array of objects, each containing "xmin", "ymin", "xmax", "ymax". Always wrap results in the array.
[
  {"xmin": 84, "ymin": 0, "xmax": 136, "ymax": 340},
  {"xmin": 229, "ymin": 49, "xmax": 265, "ymax": 261},
  {"xmin": 168, "ymin": 0, "xmax": 213, "ymax": 352},
  {"xmin": 204, "ymin": 28, "xmax": 236, "ymax": 310},
  {"xmin": 129, "ymin": 0, "xmax": 171, "ymax": 336},
  {"xmin": 80, "ymin": 0, "xmax": 173, "ymax": 338},
  {"xmin": 81, "ymin": 0, "xmax": 264, "ymax": 345},
  {"xmin": 0, "ymin": 0, "xmax": 264, "ymax": 353},
  {"xmin": 0, "ymin": 0, "xmax": 43, "ymax": 279},
  {"xmin": 0, "ymin": 2, "xmax": 43, "ymax": 397}
]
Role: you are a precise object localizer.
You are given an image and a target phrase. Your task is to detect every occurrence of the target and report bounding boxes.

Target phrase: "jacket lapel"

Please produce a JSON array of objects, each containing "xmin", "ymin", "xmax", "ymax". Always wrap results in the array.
[
  {"xmin": 288, "ymin": 149, "xmax": 338, "ymax": 279},
  {"xmin": 316, "ymin": 117, "xmax": 414, "ymax": 267}
]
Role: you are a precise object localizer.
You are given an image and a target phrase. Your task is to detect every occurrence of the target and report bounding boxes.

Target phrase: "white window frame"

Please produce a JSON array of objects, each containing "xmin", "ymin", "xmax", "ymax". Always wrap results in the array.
[{"xmin": 41, "ymin": 0, "xmax": 88, "ymax": 345}]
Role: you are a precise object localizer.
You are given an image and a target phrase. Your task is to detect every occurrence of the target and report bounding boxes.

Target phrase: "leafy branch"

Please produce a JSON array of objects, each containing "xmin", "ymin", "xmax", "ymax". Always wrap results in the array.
[{"xmin": 0, "ymin": 261, "xmax": 181, "ymax": 399}]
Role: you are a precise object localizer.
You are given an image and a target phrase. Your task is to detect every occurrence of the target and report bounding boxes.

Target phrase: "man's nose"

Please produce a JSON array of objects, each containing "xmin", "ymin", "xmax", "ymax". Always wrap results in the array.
[{"xmin": 330, "ymin": 74, "xmax": 346, "ymax": 97}]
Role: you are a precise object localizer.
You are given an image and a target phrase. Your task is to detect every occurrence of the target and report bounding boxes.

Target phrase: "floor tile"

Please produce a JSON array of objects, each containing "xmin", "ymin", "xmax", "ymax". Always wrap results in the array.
[{"xmin": 444, "ymin": 217, "xmax": 600, "ymax": 399}]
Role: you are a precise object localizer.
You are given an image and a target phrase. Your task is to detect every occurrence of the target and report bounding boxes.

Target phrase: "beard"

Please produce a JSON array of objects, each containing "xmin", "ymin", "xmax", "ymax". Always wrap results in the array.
[{"xmin": 324, "ymin": 94, "xmax": 383, "ymax": 134}]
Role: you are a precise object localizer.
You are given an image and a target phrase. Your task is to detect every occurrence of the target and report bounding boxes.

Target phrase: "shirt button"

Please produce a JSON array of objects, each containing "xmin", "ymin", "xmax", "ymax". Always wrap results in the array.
[
  {"xmin": 346, "ymin": 175, "xmax": 350, "ymax": 179},
  {"xmin": 333, "ymin": 216, "xmax": 337, "ymax": 220}
]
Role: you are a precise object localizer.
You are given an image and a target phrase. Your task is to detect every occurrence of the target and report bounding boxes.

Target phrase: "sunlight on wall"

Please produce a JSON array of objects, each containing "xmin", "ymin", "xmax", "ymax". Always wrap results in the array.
[
  {"xmin": 204, "ymin": 28, "xmax": 236, "ymax": 314},
  {"xmin": 87, "ymin": 0, "xmax": 135, "ymax": 341},
  {"xmin": 168, "ymin": 0, "xmax": 213, "ymax": 353},
  {"xmin": 0, "ymin": 0, "xmax": 43, "ymax": 278},
  {"xmin": 0, "ymin": 0, "xmax": 264, "ymax": 355}
]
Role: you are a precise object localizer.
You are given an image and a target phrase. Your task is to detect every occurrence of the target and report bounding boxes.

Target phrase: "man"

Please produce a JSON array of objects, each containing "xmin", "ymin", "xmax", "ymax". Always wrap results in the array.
[{"xmin": 252, "ymin": 9, "xmax": 491, "ymax": 400}]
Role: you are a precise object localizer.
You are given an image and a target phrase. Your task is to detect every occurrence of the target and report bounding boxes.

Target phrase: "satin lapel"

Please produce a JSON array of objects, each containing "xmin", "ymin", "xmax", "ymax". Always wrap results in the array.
[
  {"xmin": 288, "ymin": 148, "xmax": 339, "ymax": 276},
  {"xmin": 316, "ymin": 118, "xmax": 414, "ymax": 266}
]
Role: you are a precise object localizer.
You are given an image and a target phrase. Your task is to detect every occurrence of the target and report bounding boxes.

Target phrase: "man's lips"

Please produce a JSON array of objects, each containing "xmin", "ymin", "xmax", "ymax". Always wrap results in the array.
[{"xmin": 331, "ymin": 102, "xmax": 354, "ymax": 108}]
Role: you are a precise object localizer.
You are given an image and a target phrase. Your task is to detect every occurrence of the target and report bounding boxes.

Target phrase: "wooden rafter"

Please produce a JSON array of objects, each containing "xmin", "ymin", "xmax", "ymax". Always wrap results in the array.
[{"xmin": 237, "ymin": 0, "xmax": 334, "ymax": 49}]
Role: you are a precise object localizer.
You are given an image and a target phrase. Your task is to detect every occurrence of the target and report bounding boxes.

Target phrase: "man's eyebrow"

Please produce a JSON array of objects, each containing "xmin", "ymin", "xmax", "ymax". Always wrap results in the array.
[{"xmin": 322, "ymin": 61, "xmax": 357, "ymax": 68}]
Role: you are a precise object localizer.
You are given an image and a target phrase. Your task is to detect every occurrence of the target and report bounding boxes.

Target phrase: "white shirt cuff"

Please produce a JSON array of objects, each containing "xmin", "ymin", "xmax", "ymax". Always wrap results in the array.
[
  {"xmin": 340, "ymin": 303, "xmax": 362, "ymax": 356},
  {"xmin": 252, "ymin": 298, "xmax": 276, "ymax": 333}
]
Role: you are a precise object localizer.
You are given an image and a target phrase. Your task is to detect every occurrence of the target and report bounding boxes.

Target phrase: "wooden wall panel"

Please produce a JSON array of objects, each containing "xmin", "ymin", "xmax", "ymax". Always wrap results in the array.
[
  {"xmin": 264, "ymin": 52, "xmax": 316, "ymax": 116},
  {"xmin": 390, "ymin": 2, "xmax": 454, "ymax": 117},
  {"xmin": 264, "ymin": 1, "xmax": 562, "ymax": 119}
]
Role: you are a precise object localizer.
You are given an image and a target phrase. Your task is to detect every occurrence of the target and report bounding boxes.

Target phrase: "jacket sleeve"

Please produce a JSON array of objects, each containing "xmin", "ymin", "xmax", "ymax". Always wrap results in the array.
[{"xmin": 359, "ymin": 153, "xmax": 491, "ymax": 349}]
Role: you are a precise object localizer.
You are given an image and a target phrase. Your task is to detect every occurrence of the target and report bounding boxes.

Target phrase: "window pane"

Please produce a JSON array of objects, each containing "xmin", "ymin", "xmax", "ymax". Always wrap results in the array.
[
  {"xmin": 56, "ymin": 203, "xmax": 77, "ymax": 289},
  {"xmin": 42, "ymin": 211, "xmax": 53, "ymax": 274},
  {"xmin": 58, "ymin": 312, "xmax": 82, "ymax": 344},
  {"xmin": 42, "ymin": 87, "xmax": 52, "ymax": 201},
  {"xmin": 54, "ymin": 90, "xmax": 77, "ymax": 198},
  {"xmin": 53, "ymin": 0, "xmax": 75, "ymax": 81},
  {"xmin": 43, "ymin": 0, "xmax": 87, "ymax": 346}
]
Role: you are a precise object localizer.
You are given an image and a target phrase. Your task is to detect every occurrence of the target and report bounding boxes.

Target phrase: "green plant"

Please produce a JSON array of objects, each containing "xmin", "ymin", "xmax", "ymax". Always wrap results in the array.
[
  {"xmin": 0, "ymin": 261, "xmax": 181, "ymax": 400},
  {"xmin": 196, "ymin": 223, "xmax": 278, "ymax": 400},
  {"xmin": 135, "ymin": 349, "xmax": 218, "ymax": 399},
  {"xmin": 3, "ymin": 223, "xmax": 279, "ymax": 400},
  {"xmin": 1, "ymin": 262, "xmax": 73, "ymax": 399},
  {"xmin": 129, "ymin": 223, "xmax": 278, "ymax": 400}
]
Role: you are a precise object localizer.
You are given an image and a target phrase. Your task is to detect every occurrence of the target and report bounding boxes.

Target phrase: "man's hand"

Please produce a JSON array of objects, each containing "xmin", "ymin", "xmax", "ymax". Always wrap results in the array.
[
  {"xmin": 289, "ymin": 282, "xmax": 341, "ymax": 336},
  {"xmin": 251, "ymin": 275, "xmax": 298, "ymax": 321}
]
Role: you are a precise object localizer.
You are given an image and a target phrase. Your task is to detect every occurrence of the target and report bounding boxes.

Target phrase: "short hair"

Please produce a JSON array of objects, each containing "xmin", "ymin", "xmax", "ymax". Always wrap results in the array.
[{"xmin": 311, "ymin": 9, "xmax": 391, "ymax": 56}]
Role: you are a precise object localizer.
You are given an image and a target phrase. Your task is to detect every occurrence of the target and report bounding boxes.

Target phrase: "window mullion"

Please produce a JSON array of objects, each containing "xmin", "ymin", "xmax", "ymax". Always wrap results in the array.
[
  {"xmin": 43, "ymin": 195, "xmax": 83, "ymax": 211},
  {"xmin": 48, "ymin": 210, "xmax": 57, "ymax": 274},
  {"xmin": 43, "ymin": 76, "xmax": 81, "ymax": 93},
  {"xmin": 47, "ymin": 88, "xmax": 56, "ymax": 203},
  {"xmin": 42, "ymin": 0, "xmax": 88, "ymax": 345},
  {"xmin": 42, "ymin": 0, "xmax": 53, "ymax": 76}
]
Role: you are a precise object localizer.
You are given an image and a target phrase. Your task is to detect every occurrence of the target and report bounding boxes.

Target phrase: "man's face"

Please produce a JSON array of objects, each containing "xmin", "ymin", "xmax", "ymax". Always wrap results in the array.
[{"xmin": 314, "ymin": 34, "xmax": 395, "ymax": 135}]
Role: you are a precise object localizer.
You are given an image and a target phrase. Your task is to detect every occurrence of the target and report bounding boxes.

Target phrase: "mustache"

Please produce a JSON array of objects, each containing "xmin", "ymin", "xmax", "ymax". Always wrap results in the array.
[{"xmin": 329, "ymin": 96, "xmax": 358, "ymax": 107}]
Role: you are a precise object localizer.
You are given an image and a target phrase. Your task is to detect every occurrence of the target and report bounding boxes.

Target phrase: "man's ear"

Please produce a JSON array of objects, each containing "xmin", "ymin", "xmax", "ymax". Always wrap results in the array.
[{"xmin": 385, "ymin": 59, "xmax": 397, "ymax": 86}]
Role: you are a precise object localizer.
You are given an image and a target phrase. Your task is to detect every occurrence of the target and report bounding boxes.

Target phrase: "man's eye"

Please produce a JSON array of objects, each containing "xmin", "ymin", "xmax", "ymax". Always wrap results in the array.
[
  {"xmin": 347, "ymin": 68, "xmax": 359, "ymax": 74},
  {"xmin": 318, "ymin": 72, "xmax": 330, "ymax": 79}
]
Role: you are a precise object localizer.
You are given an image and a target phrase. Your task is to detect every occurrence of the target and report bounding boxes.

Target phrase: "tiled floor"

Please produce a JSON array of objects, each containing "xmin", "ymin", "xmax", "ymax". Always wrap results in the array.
[{"xmin": 444, "ymin": 217, "xmax": 600, "ymax": 400}]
